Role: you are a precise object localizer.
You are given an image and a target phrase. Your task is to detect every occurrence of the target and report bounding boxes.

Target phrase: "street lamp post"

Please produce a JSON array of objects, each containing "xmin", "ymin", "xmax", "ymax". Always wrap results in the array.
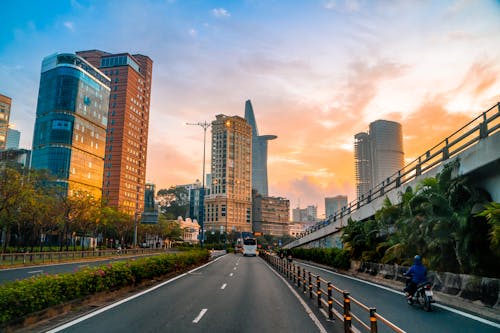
[
  {"xmin": 186, "ymin": 121, "xmax": 211, "ymax": 248},
  {"xmin": 133, "ymin": 185, "xmax": 140, "ymax": 249}
]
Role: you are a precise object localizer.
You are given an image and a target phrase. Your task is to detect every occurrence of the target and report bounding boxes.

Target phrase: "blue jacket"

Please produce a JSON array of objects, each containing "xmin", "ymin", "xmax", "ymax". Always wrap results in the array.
[{"xmin": 406, "ymin": 263, "xmax": 427, "ymax": 284}]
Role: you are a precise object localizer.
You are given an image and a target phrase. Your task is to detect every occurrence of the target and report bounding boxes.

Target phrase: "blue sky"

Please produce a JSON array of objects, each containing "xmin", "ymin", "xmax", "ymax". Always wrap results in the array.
[{"xmin": 2, "ymin": 0, "xmax": 500, "ymax": 215}]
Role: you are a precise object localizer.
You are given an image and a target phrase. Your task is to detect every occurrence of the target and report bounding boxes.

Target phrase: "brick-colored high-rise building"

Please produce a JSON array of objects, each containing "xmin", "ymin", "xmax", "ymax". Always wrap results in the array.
[
  {"xmin": 0, "ymin": 94, "xmax": 12, "ymax": 151},
  {"xmin": 77, "ymin": 50, "xmax": 153, "ymax": 215},
  {"xmin": 204, "ymin": 115, "xmax": 253, "ymax": 234}
]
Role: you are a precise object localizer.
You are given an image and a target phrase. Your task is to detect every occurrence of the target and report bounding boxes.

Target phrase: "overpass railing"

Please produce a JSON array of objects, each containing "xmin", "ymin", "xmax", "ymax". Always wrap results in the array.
[
  {"xmin": 263, "ymin": 252, "xmax": 406, "ymax": 333},
  {"xmin": 298, "ymin": 102, "xmax": 500, "ymax": 239}
]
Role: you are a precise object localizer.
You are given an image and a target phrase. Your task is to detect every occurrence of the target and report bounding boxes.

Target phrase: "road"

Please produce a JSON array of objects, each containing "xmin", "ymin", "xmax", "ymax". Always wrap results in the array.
[
  {"xmin": 0, "ymin": 252, "xmax": 173, "ymax": 283},
  {"xmin": 46, "ymin": 254, "xmax": 332, "ymax": 333},
  {"xmin": 295, "ymin": 261, "xmax": 500, "ymax": 333}
]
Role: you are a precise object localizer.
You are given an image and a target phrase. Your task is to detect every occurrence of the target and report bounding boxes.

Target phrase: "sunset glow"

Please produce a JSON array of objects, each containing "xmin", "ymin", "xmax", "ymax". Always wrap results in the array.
[{"xmin": 1, "ymin": 0, "xmax": 500, "ymax": 216}]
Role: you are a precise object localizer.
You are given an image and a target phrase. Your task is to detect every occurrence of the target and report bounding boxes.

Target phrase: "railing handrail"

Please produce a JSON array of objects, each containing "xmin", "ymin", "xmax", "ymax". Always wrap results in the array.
[
  {"xmin": 0, "ymin": 247, "xmax": 171, "ymax": 267},
  {"xmin": 265, "ymin": 253, "xmax": 406, "ymax": 333},
  {"xmin": 295, "ymin": 102, "xmax": 500, "ymax": 241}
]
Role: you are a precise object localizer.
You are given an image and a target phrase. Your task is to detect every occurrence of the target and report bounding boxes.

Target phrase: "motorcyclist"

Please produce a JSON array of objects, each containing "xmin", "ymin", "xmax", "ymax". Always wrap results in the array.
[{"xmin": 404, "ymin": 255, "xmax": 427, "ymax": 299}]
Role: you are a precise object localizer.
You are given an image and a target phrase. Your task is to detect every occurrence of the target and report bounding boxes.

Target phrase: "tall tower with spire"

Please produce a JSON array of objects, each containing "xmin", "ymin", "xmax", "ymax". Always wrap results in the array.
[{"xmin": 244, "ymin": 100, "xmax": 276, "ymax": 196}]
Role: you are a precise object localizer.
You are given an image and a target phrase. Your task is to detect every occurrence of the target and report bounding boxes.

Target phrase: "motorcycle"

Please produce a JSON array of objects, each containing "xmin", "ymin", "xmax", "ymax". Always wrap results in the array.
[{"xmin": 405, "ymin": 276, "xmax": 434, "ymax": 312}]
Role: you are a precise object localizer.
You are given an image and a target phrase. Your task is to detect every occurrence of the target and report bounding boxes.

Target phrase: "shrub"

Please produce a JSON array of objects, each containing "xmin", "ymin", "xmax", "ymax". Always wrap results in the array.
[
  {"xmin": 291, "ymin": 248, "xmax": 351, "ymax": 270},
  {"xmin": 0, "ymin": 249, "xmax": 209, "ymax": 327}
]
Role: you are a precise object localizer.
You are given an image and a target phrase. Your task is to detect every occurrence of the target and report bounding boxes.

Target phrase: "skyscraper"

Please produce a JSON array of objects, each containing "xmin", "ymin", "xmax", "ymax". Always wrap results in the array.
[
  {"xmin": 0, "ymin": 94, "xmax": 12, "ymax": 151},
  {"xmin": 369, "ymin": 120, "xmax": 404, "ymax": 186},
  {"xmin": 31, "ymin": 53, "xmax": 110, "ymax": 197},
  {"xmin": 244, "ymin": 100, "xmax": 276, "ymax": 196},
  {"xmin": 77, "ymin": 50, "xmax": 153, "ymax": 215},
  {"xmin": 354, "ymin": 132, "xmax": 371, "ymax": 198},
  {"xmin": 204, "ymin": 115, "xmax": 253, "ymax": 233},
  {"xmin": 354, "ymin": 120, "xmax": 404, "ymax": 199},
  {"xmin": 325, "ymin": 195, "xmax": 348, "ymax": 218},
  {"xmin": 6, "ymin": 128, "xmax": 20, "ymax": 150}
]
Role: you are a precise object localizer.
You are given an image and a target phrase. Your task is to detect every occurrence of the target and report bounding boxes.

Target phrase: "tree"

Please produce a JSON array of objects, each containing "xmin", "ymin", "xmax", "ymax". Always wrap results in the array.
[
  {"xmin": 476, "ymin": 202, "xmax": 500, "ymax": 257},
  {"xmin": 157, "ymin": 186, "xmax": 189, "ymax": 219},
  {"xmin": 99, "ymin": 206, "xmax": 134, "ymax": 248}
]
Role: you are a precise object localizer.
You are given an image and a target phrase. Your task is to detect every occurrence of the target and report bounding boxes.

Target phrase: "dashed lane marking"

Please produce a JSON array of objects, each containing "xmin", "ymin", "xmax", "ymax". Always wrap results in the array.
[
  {"xmin": 45, "ymin": 257, "xmax": 223, "ymax": 332},
  {"xmin": 192, "ymin": 308, "xmax": 208, "ymax": 323},
  {"xmin": 27, "ymin": 270, "xmax": 43, "ymax": 274}
]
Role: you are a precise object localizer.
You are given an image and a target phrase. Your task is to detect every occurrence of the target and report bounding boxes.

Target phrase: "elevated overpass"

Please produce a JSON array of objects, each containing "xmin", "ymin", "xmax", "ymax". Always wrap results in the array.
[{"xmin": 286, "ymin": 103, "xmax": 500, "ymax": 249}]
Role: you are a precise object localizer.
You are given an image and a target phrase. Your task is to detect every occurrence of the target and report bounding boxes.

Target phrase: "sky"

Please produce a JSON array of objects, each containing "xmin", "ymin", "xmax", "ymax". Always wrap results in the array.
[{"xmin": 1, "ymin": 0, "xmax": 500, "ymax": 217}]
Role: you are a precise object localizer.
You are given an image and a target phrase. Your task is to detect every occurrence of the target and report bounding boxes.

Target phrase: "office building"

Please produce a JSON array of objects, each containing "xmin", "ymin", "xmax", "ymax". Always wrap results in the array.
[
  {"xmin": 244, "ymin": 100, "xmax": 276, "ymax": 196},
  {"xmin": 0, "ymin": 94, "xmax": 11, "ymax": 150},
  {"xmin": 325, "ymin": 195, "xmax": 348, "ymax": 218},
  {"xmin": 31, "ymin": 53, "xmax": 110, "ymax": 197},
  {"xmin": 189, "ymin": 187, "xmax": 205, "ymax": 226},
  {"xmin": 354, "ymin": 132, "xmax": 371, "ymax": 198},
  {"xmin": 0, "ymin": 148, "xmax": 31, "ymax": 170},
  {"xmin": 204, "ymin": 115, "xmax": 253, "ymax": 233},
  {"xmin": 370, "ymin": 120, "xmax": 404, "ymax": 186},
  {"xmin": 292, "ymin": 205, "xmax": 317, "ymax": 222},
  {"xmin": 76, "ymin": 50, "xmax": 153, "ymax": 215},
  {"xmin": 355, "ymin": 120, "xmax": 404, "ymax": 199},
  {"xmin": 6, "ymin": 128, "xmax": 20, "ymax": 150},
  {"xmin": 252, "ymin": 191, "xmax": 290, "ymax": 236}
]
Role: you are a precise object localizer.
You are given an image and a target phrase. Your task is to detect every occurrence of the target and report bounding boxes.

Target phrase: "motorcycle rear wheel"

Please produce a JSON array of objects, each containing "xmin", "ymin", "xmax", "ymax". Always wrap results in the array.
[{"xmin": 423, "ymin": 296, "xmax": 432, "ymax": 312}]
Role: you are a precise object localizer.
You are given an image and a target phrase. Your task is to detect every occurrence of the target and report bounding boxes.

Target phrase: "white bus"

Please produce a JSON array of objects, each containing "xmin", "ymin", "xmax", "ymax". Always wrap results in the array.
[{"xmin": 242, "ymin": 237, "xmax": 257, "ymax": 256}]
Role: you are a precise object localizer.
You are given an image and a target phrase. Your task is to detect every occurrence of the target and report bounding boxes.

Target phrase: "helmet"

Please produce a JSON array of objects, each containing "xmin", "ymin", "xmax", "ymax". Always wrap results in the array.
[{"xmin": 414, "ymin": 255, "xmax": 422, "ymax": 263}]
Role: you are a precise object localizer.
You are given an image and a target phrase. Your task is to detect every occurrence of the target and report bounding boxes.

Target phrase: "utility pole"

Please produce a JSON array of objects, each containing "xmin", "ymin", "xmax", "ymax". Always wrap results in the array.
[{"xmin": 186, "ymin": 121, "xmax": 211, "ymax": 247}]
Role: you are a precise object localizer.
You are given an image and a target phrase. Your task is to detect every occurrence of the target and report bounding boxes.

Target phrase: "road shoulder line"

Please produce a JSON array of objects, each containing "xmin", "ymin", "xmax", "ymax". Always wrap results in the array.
[{"xmin": 263, "ymin": 261, "xmax": 328, "ymax": 333}]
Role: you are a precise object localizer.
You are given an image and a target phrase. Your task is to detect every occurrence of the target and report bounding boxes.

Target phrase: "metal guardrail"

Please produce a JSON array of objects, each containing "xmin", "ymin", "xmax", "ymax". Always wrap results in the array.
[
  {"xmin": 263, "ymin": 253, "xmax": 405, "ymax": 333},
  {"xmin": 0, "ymin": 248, "xmax": 169, "ymax": 266},
  {"xmin": 298, "ymin": 102, "xmax": 500, "ymax": 239}
]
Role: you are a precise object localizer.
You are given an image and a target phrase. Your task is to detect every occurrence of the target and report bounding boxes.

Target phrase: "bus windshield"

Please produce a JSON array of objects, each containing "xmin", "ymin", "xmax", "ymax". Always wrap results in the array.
[{"xmin": 243, "ymin": 238, "xmax": 256, "ymax": 245}]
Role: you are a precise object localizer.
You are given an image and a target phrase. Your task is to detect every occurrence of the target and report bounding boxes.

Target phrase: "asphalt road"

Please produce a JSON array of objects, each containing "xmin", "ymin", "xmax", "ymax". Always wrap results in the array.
[
  {"xmin": 0, "ymin": 252, "xmax": 171, "ymax": 283},
  {"xmin": 46, "ymin": 254, "xmax": 332, "ymax": 333},
  {"xmin": 295, "ymin": 261, "xmax": 500, "ymax": 333}
]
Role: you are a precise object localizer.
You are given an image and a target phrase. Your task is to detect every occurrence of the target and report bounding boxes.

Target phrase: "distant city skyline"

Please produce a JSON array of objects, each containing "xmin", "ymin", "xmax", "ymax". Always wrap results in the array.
[{"xmin": 2, "ymin": 1, "xmax": 500, "ymax": 215}]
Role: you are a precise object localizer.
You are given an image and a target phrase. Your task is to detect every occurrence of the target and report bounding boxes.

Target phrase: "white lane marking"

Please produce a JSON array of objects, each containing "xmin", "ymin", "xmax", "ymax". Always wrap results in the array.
[
  {"xmin": 192, "ymin": 308, "xmax": 208, "ymax": 323},
  {"xmin": 45, "ymin": 257, "xmax": 224, "ymax": 332},
  {"xmin": 233, "ymin": 267, "xmax": 237, "ymax": 270},
  {"xmin": 264, "ymin": 262, "xmax": 328, "ymax": 333},
  {"xmin": 28, "ymin": 270, "xmax": 43, "ymax": 274},
  {"xmin": 229, "ymin": 273, "xmax": 234, "ymax": 277},
  {"xmin": 299, "ymin": 262, "xmax": 500, "ymax": 329},
  {"xmin": 221, "ymin": 283, "xmax": 227, "ymax": 290}
]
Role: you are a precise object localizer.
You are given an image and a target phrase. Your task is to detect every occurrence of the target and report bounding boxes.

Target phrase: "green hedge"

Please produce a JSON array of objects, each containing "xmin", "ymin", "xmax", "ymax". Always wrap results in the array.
[
  {"xmin": 291, "ymin": 248, "xmax": 351, "ymax": 270},
  {"xmin": 0, "ymin": 250, "xmax": 209, "ymax": 326}
]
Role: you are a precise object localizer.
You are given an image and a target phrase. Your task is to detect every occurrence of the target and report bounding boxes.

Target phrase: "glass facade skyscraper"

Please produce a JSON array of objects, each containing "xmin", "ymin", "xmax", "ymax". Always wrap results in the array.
[
  {"xmin": 31, "ymin": 53, "xmax": 110, "ymax": 197},
  {"xmin": 244, "ymin": 100, "xmax": 276, "ymax": 196}
]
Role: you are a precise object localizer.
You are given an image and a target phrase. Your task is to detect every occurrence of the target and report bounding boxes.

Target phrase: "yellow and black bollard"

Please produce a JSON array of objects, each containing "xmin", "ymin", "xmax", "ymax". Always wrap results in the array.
[
  {"xmin": 343, "ymin": 291, "xmax": 352, "ymax": 333},
  {"xmin": 369, "ymin": 308, "xmax": 378, "ymax": 333}
]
